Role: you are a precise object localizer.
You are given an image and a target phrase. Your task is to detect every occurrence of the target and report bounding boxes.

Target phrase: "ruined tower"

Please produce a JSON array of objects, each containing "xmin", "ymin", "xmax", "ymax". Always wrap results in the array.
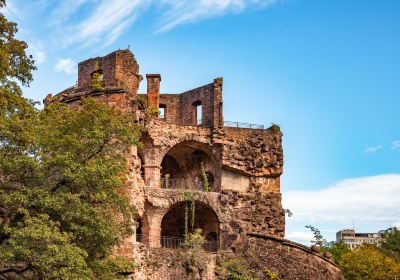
[{"xmin": 49, "ymin": 49, "xmax": 344, "ymax": 280}]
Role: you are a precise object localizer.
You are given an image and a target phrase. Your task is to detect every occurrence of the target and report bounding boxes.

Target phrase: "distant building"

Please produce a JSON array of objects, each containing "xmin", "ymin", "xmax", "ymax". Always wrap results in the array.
[{"xmin": 336, "ymin": 229, "xmax": 382, "ymax": 250}]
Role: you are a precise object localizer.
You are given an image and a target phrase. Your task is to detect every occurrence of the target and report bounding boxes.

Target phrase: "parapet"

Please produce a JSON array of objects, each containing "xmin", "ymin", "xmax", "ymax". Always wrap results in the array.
[{"xmin": 77, "ymin": 50, "xmax": 142, "ymax": 94}]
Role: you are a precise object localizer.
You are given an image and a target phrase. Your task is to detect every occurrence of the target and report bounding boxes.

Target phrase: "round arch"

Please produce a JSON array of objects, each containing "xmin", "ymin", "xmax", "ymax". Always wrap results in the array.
[
  {"xmin": 159, "ymin": 141, "xmax": 216, "ymax": 191},
  {"xmin": 160, "ymin": 200, "xmax": 220, "ymax": 250}
]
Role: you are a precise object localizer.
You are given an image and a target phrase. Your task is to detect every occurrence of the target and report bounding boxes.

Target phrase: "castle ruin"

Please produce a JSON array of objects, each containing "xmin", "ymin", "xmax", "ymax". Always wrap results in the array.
[{"xmin": 46, "ymin": 50, "xmax": 343, "ymax": 280}]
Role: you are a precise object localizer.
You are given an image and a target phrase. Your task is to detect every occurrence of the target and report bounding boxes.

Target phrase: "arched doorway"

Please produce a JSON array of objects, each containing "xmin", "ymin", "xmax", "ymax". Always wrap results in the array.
[
  {"xmin": 160, "ymin": 141, "xmax": 216, "ymax": 191},
  {"xmin": 160, "ymin": 201, "xmax": 219, "ymax": 252}
]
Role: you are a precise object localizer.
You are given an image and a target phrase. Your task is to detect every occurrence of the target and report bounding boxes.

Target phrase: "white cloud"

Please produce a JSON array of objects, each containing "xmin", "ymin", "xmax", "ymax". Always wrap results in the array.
[
  {"xmin": 364, "ymin": 145, "xmax": 383, "ymax": 154},
  {"xmin": 28, "ymin": 42, "xmax": 46, "ymax": 65},
  {"xmin": 156, "ymin": 0, "xmax": 279, "ymax": 33},
  {"xmin": 55, "ymin": 58, "xmax": 76, "ymax": 75},
  {"xmin": 283, "ymin": 174, "xmax": 400, "ymax": 224},
  {"xmin": 64, "ymin": 0, "xmax": 146, "ymax": 47},
  {"xmin": 391, "ymin": 140, "xmax": 400, "ymax": 150},
  {"xmin": 286, "ymin": 230, "xmax": 314, "ymax": 243},
  {"xmin": 35, "ymin": 51, "xmax": 46, "ymax": 64},
  {"xmin": 50, "ymin": 0, "xmax": 91, "ymax": 24},
  {"xmin": 2, "ymin": 1, "xmax": 22, "ymax": 19},
  {"xmin": 41, "ymin": 0, "xmax": 279, "ymax": 48}
]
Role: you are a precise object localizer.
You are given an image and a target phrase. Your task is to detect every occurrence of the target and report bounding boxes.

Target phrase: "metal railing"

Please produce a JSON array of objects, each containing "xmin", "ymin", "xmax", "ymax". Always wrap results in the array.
[
  {"xmin": 135, "ymin": 234, "xmax": 219, "ymax": 252},
  {"xmin": 224, "ymin": 121, "xmax": 265, "ymax": 129},
  {"xmin": 160, "ymin": 178, "xmax": 213, "ymax": 191}
]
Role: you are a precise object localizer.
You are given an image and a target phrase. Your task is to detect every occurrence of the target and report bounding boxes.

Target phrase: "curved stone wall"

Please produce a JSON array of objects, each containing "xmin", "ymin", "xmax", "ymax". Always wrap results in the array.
[{"xmin": 228, "ymin": 233, "xmax": 344, "ymax": 280}]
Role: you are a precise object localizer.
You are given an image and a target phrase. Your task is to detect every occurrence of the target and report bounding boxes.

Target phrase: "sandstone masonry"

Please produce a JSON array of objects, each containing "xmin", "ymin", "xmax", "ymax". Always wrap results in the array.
[{"xmin": 47, "ymin": 50, "xmax": 343, "ymax": 280}]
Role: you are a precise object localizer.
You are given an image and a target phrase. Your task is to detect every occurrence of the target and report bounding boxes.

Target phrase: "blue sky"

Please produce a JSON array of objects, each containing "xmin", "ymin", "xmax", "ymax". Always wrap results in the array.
[{"xmin": 3, "ymin": 0, "xmax": 400, "ymax": 243}]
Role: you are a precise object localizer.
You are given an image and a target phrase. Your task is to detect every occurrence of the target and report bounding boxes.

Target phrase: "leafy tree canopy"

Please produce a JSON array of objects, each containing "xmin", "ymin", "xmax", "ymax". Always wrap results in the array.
[
  {"xmin": 0, "ymin": 2, "xmax": 143, "ymax": 278},
  {"xmin": 380, "ymin": 227, "xmax": 400, "ymax": 258},
  {"xmin": 340, "ymin": 244, "xmax": 400, "ymax": 280}
]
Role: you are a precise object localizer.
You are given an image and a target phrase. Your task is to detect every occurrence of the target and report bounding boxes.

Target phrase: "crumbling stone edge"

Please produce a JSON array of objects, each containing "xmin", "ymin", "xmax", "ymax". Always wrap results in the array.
[{"xmin": 246, "ymin": 232, "xmax": 338, "ymax": 266}]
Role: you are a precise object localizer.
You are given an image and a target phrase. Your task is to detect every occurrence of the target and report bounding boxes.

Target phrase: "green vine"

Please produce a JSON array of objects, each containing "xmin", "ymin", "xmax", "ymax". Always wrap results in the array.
[
  {"xmin": 200, "ymin": 161, "xmax": 210, "ymax": 192},
  {"xmin": 164, "ymin": 174, "xmax": 170, "ymax": 189},
  {"xmin": 183, "ymin": 192, "xmax": 199, "ymax": 235},
  {"xmin": 184, "ymin": 200, "xmax": 189, "ymax": 235}
]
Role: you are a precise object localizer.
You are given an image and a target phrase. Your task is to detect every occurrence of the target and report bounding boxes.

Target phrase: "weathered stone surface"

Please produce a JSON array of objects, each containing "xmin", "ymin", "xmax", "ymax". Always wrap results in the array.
[
  {"xmin": 50, "ymin": 49, "xmax": 344, "ymax": 280},
  {"xmin": 227, "ymin": 234, "xmax": 344, "ymax": 280}
]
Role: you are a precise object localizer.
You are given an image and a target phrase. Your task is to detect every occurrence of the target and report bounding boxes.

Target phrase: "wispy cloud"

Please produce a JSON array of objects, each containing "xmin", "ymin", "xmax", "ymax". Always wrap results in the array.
[
  {"xmin": 2, "ymin": 1, "xmax": 22, "ymax": 19},
  {"xmin": 283, "ymin": 174, "xmax": 400, "ymax": 224},
  {"xmin": 10, "ymin": 0, "xmax": 279, "ymax": 49},
  {"xmin": 62, "ymin": 0, "xmax": 146, "ymax": 47},
  {"xmin": 55, "ymin": 58, "xmax": 76, "ymax": 75},
  {"xmin": 156, "ymin": 0, "xmax": 278, "ymax": 33},
  {"xmin": 50, "ymin": 0, "xmax": 91, "ymax": 24},
  {"xmin": 28, "ymin": 42, "xmax": 46, "ymax": 65},
  {"xmin": 364, "ymin": 145, "xmax": 383, "ymax": 154},
  {"xmin": 391, "ymin": 140, "xmax": 400, "ymax": 150}
]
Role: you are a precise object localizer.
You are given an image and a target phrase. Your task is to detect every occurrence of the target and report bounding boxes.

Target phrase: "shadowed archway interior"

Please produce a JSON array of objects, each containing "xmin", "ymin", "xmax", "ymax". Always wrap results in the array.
[{"xmin": 161, "ymin": 201, "xmax": 219, "ymax": 242}]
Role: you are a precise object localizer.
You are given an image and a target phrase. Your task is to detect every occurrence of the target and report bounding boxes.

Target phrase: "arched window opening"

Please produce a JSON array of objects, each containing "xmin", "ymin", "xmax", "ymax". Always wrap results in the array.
[
  {"xmin": 160, "ymin": 201, "xmax": 219, "ymax": 252},
  {"xmin": 160, "ymin": 141, "xmax": 216, "ymax": 191},
  {"xmin": 193, "ymin": 101, "xmax": 202, "ymax": 126},
  {"xmin": 91, "ymin": 70, "xmax": 104, "ymax": 91},
  {"xmin": 138, "ymin": 153, "xmax": 145, "ymax": 179},
  {"xmin": 159, "ymin": 104, "xmax": 166, "ymax": 119},
  {"xmin": 136, "ymin": 219, "xmax": 142, "ymax": 242}
]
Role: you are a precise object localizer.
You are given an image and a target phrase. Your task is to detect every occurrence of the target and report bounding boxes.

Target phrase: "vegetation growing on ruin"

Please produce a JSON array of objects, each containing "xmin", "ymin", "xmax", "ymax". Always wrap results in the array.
[
  {"xmin": 182, "ymin": 229, "xmax": 208, "ymax": 274},
  {"xmin": 91, "ymin": 72, "xmax": 104, "ymax": 92},
  {"xmin": 217, "ymin": 258, "xmax": 281, "ymax": 280},
  {"xmin": 200, "ymin": 161, "xmax": 210, "ymax": 192},
  {"xmin": 147, "ymin": 107, "xmax": 159, "ymax": 117},
  {"xmin": 183, "ymin": 192, "xmax": 198, "ymax": 235},
  {"xmin": 136, "ymin": 95, "xmax": 147, "ymax": 109},
  {"xmin": 0, "ymin": 3, "xmax": 142, "ymax": 277}
]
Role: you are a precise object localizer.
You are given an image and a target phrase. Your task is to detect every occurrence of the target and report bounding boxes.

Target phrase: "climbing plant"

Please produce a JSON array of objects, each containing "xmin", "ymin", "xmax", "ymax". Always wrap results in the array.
[
  {"xmin": 183, "ymin": 192, "xmax": 199, "ymax": 235},
  {"xmin": 200, "ymin": 161, "xmax": 210, "ymax": 192}
]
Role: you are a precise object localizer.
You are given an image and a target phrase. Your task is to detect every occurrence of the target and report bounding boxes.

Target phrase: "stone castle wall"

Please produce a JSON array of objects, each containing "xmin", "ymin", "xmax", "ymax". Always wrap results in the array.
[{"xmin": 50, "ymin": 49, "xmax": 344, "ymax": 280}]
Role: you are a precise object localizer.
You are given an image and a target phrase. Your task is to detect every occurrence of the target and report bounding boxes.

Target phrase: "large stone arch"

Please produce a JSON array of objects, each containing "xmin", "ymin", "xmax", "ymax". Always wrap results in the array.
[
  {"xmin": 158, "ymin": 140, "xmax": 220, "ymax": 191},
  {"xmin": 142, "ymin": 189, "xmax": 225, "ymax": 249},
  {"xmin": 160, "ymin": 200, "xmax": 220, "ymax": 251}
]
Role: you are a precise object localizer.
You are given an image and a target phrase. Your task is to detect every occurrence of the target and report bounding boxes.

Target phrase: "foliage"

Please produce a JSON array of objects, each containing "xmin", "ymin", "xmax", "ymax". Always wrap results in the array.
[
  {"xmin": 339, "ymin": 244, "xmax": 400, "ymax": 280},
  {"xmin": 182, "ymin": 229, "xmax": 208, "ymax": 274},
  {"xmin": 184, "ymin": 228, "xmax": 205, "ymax": 249},
  {"xmin": 147, "ymin": 107, "xmax": 159, "ymax": 117},
  {"xmin": 136, "ymin": 96, "xmax": 147, "ymax": 109},
  {"xmin": 0, "ymin": 3, "xmax": 36, "ymax": 86},
  {"xmin": 263, "ymin": 268, "xmax": 280, "ymax": 280},
  {"xmin": 270, "ymin": 124, "xmax": 280, "ymax": 132},
  {"xmin": 163, "ymin": 174, "xmax": 170, "ymax": 189},
  {"xmin": 0, "ymin": 11, "xmax": 142, "ymax": 276},
  {"xmin": 325, "ymin": 241, "xmax": 350, "ymax": 264},
  {"xmin": 183, "ymin": 192, "xmax": 198, "ymax": 235},
  {"xmin": 0, "ymin": 97, "xmax": 141, "ymax": 278},
  {"xmin": 200, "ymin": 161, "xmax": 210, "ymax": 192},
  {"xmin": 380, "ymin": 227, "xmax": 400, "ymax": 260},
  {"xmin": 305, "ymin": 225, "xmax": 327, "ymax": 247},
  {"xmin": 91, "ymin": 72, "xmax": 104, "ymax": 92},
  {"xmin": 283, "ymin": 208, "xmax": 293, "ymax": 217},
  {"xmin": 218, "ymin": 258, "xmax": 260, "ymax": 280}
]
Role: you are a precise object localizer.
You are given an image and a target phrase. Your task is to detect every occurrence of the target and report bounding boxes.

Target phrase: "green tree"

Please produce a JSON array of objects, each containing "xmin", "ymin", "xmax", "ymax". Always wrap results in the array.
[
  {"xmin": 325, "ymin": 241, "xmax": 350, "ymax": 264},
  {"xmin": 305, "ymin": 225, "xmax": 350, "ymax": 264},
  {"xmin": 305, "ymin": 225, "xmax": 327, "ymax": 247},
  {"xmin": 340, "ymin": 244, "xmax": 400, "ymax": 280},
  {"xmin": 0, "ymin": 2, "xmax": 143, "ymax": 278},
  {"xmin": 380, "ymin": 227, "xmax": 400, "ymax": 260}
]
